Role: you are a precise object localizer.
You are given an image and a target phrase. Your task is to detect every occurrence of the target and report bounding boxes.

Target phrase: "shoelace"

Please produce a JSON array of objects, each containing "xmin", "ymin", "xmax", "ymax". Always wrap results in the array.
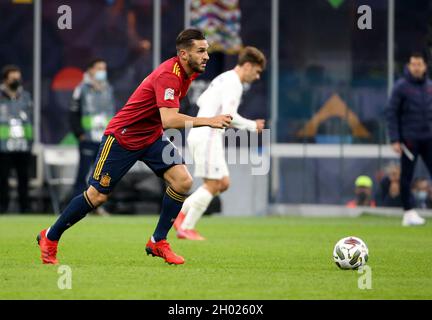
[
  {"xmin": 43, "ymin": 242, "xmax": 58, "ymax": 258},
  {"xmin": 156, "ymin": 241, "xmax": 173, "ymax": 257}
]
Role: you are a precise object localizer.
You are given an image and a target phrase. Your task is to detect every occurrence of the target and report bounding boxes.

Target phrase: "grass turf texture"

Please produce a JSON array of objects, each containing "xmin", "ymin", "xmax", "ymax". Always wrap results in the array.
[{"xmin": 0, "ymin": 214, "xmax": 431, "ymax": 299}]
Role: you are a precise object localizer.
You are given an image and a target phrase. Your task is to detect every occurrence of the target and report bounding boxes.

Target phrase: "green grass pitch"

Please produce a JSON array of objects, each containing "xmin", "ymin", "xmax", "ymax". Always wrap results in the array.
[{"xmin": 0, "ymin": 214, "xmax": 431, "ymax": 299}]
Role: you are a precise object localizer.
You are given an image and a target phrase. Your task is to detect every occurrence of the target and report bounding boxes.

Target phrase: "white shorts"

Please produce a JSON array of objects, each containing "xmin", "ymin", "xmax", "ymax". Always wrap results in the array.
[{"xmin": 187, "ymin": 133, "xmax": 229, "ymax": 180}]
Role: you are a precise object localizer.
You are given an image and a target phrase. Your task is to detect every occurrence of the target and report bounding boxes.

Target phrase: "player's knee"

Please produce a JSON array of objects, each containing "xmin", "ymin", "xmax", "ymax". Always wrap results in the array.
[
  {"xmin": 94, "ymin": 193, "xmax": 109, "ymax": 207},
  {"xmin": 173, "ymin": 175, "xmax": 193, "ymax": 194},
  {"xmin": 183, "ymin": 176, "xmax": 194, "ymax": 193},
  {"xmin": 86, "ymin": 187, "xmax": 109, "ymax": 207}
]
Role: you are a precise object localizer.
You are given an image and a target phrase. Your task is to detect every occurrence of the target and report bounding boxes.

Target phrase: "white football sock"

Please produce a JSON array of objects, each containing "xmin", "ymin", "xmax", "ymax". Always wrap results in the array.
[
  {"xmin": 46, "ymin": 227, "xmax": 51, "ymax": 239},
  {"xmin": 180, "ymin": 196, "xmax": 192, "ymax": 214},
  {"xmin": 181, "ymin": 186, "xmax": 214, "ymax": 230}
]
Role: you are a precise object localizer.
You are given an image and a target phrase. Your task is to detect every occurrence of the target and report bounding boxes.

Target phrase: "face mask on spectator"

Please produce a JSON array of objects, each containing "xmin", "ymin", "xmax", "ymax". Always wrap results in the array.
[
  {"xmin": 94, "ymin": 70, "xmax": 107, "ymax": 82},
  {"xmin": 8, "ymin": 79, "xmax": 21, "ymax": 91},
  {"xmin": 415, "ymin": 191, "xmax": 428, "ymax": 201}
]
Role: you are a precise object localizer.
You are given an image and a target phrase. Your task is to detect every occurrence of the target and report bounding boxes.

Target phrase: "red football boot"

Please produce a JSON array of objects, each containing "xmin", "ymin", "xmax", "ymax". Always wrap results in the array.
[
  {"xmin": 36, "ymin": 229, "xmax": 59, "ymax": 265},
  {"xmin": 176, "ymin": 229, "xmax": 206, "ymax": 241},
  {"xmin": 145, "ymin": 239, "xmax": 185, "ymax": 265},
  {"xmin": 173, "ymin": 211, "xmax": 186, "ymax": 231}
]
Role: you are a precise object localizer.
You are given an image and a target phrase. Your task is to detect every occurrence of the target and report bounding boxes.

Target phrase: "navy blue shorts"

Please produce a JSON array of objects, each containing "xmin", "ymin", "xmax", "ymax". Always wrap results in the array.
[{"xmin": 88, "ymin": 134, "xmax": 185, "ymax": 194}]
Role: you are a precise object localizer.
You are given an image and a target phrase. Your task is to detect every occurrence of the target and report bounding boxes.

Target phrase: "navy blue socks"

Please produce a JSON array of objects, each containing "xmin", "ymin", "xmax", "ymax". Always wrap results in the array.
[
  {"xmin": 47, "ymin": 187, "xmax": 185, "ymax": 243},
  {"xmin": 47, "ymin": 192, "xmax": 95, "ymax": 241},
  {"xmin": 152, "ymin": 186, "xmax": 186, "ymax": 242}
]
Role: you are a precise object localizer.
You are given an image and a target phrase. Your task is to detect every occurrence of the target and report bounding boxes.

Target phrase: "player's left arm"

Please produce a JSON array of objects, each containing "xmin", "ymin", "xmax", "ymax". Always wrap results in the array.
[
  {"xmin": 222, "ymin": 85, "xmax": 265, "ymax": 133},
  {"xmin": 231, "ymin": 114, "xmax": 265, "ymax": 133}
]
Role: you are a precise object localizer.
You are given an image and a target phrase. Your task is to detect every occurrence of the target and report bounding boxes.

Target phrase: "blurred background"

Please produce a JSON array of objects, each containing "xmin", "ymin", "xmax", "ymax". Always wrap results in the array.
[{"xmin": 1, "ymin": 0, "xmax": 432, "ymax": 215}]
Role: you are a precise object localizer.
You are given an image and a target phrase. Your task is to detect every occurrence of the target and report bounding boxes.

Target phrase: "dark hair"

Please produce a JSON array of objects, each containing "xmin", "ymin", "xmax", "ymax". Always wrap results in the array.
[
  {"xmin": 2, "ymin": 64, "xmax": 21, "ymax": 80},
  {"xmin": 238, "ymin": 46, "xmax": 267, "ymax": 69},
  {"xmin": 87, "ymin": 58, "xmax": 106, "ymax": 70},
  {"xmin": 176, "ymin": 29, "xmax": 206, "ymax": 52},
  {"xmin": 409, "ymin": 52, "xmax": 427, "ymax": 64}
]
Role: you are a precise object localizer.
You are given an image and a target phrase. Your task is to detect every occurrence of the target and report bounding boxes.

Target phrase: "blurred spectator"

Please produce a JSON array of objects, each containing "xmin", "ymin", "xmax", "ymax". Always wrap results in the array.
[
  {"xmin": 346, "ymin": 175, "xmax": 376, "ymax": 208},
  {"xmin": 0, "ymin": 65, "xmax": 33, "ymax": 213},
  {"xmin": 411, "ymin": 177, "xmax": 432, "ymax": 209},
  {"xmin": 102, "ymin": 0, "xmax": 153, "ymax": 101},
  {"xmin": 125, "ymin": 1, "xmax": 152, "ymax": 52},
  {"xmin": 376, "ymin": 162, "xmax": 403, "ymax": 207},
  {"xmin": 69, "ymin": 58, "xmax": 115, "ymax": 216},
  {"xmin": 386, "ymin": 52, "xmax": 429, "ymax": 226},
  {"xmin": 104, "ymin": 0, "xmax": 152, "ymax": 53}
]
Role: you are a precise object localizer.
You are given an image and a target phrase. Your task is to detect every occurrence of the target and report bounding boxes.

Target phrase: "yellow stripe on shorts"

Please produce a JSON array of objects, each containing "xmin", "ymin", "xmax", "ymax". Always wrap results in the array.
[{"xmin": 93, "ymin": 136, "xmax": 115, "ymax": 180}]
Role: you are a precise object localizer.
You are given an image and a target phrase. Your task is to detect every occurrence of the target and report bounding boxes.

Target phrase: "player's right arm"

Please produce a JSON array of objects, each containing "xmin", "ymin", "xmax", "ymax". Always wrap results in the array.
[
  {"xmin": 220, "ymin": 80, "xmax": 264, "ymax": 132},
  {"xmin": 155, "ymin": 73, "xmax": 231, "ymax": 129},
  {"xmin": 159, "ymin": 107, "xmax": 232, "ymax": 129}
]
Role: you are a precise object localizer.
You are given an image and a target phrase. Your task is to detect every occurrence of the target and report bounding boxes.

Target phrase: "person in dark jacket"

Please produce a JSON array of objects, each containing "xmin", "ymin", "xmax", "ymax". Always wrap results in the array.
[
  {"xmin": 386, "ymin": 52, "xmax": 431, "ymax": 226},
  {"xmin": 69, "ymin": 58, "xmax": 115, "ymax": 216},
  {"xmin": 0, "ymin": 65, "xmax": 33, "ymax": 213}
]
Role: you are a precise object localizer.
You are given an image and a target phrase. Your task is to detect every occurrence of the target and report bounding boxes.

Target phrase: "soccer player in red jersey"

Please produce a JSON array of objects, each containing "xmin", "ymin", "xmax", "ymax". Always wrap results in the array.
[{"xmin": 37, "ymin": 29, "xmax": 232, "ymax": 265}]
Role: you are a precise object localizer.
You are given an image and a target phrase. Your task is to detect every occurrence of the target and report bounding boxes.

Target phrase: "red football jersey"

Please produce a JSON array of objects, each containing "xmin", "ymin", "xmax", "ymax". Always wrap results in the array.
[{"xmin": 105, "ymin": 57, "xmax": 198, "ymax": 150}]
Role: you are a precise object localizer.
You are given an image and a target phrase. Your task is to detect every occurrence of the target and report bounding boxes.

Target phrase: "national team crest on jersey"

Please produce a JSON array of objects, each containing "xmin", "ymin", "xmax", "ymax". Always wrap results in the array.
[
  {"xmin": 164, "ymin": 88, "xmax": 175, "ymax": 101},
  {"xmin": 99, "ymin": 173, "xmax": 111, "ymax": 187}
]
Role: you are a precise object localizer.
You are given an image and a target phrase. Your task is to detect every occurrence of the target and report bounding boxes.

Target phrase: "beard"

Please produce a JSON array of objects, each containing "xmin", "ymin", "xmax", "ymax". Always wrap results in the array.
[{"xmin": 188, "ymin": 58, "xmax": 206, "ymax": 74}]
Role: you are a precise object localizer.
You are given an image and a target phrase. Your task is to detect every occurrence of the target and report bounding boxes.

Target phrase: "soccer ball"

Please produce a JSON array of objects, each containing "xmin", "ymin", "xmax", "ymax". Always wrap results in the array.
[{"xmin": 333, "ymin": 236, "xmax": 369, "ymax": 270}]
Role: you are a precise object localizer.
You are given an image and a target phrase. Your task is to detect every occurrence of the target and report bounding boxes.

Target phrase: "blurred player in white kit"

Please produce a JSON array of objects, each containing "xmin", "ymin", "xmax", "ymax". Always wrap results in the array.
[{"xmin": 173, "ymin": 46, "xmax": 267, "ymax": 240}]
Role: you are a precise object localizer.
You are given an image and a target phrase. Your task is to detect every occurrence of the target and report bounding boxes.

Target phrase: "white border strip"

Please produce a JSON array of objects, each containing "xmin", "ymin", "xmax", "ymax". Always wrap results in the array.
[
  {"xmin": 271, "ymin": 144, "xmax": 398, "ymax": 158},
  {"xmin": 184, "ymin": 0, "xmax": 191, "ymax": 28},
  {"xmin": 153, "ymin": 0, "xmax": 161, "ymax": 69},
  {"xmin": 270, "ymin": 204, "xmax": 432, "ymax": 218}
]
